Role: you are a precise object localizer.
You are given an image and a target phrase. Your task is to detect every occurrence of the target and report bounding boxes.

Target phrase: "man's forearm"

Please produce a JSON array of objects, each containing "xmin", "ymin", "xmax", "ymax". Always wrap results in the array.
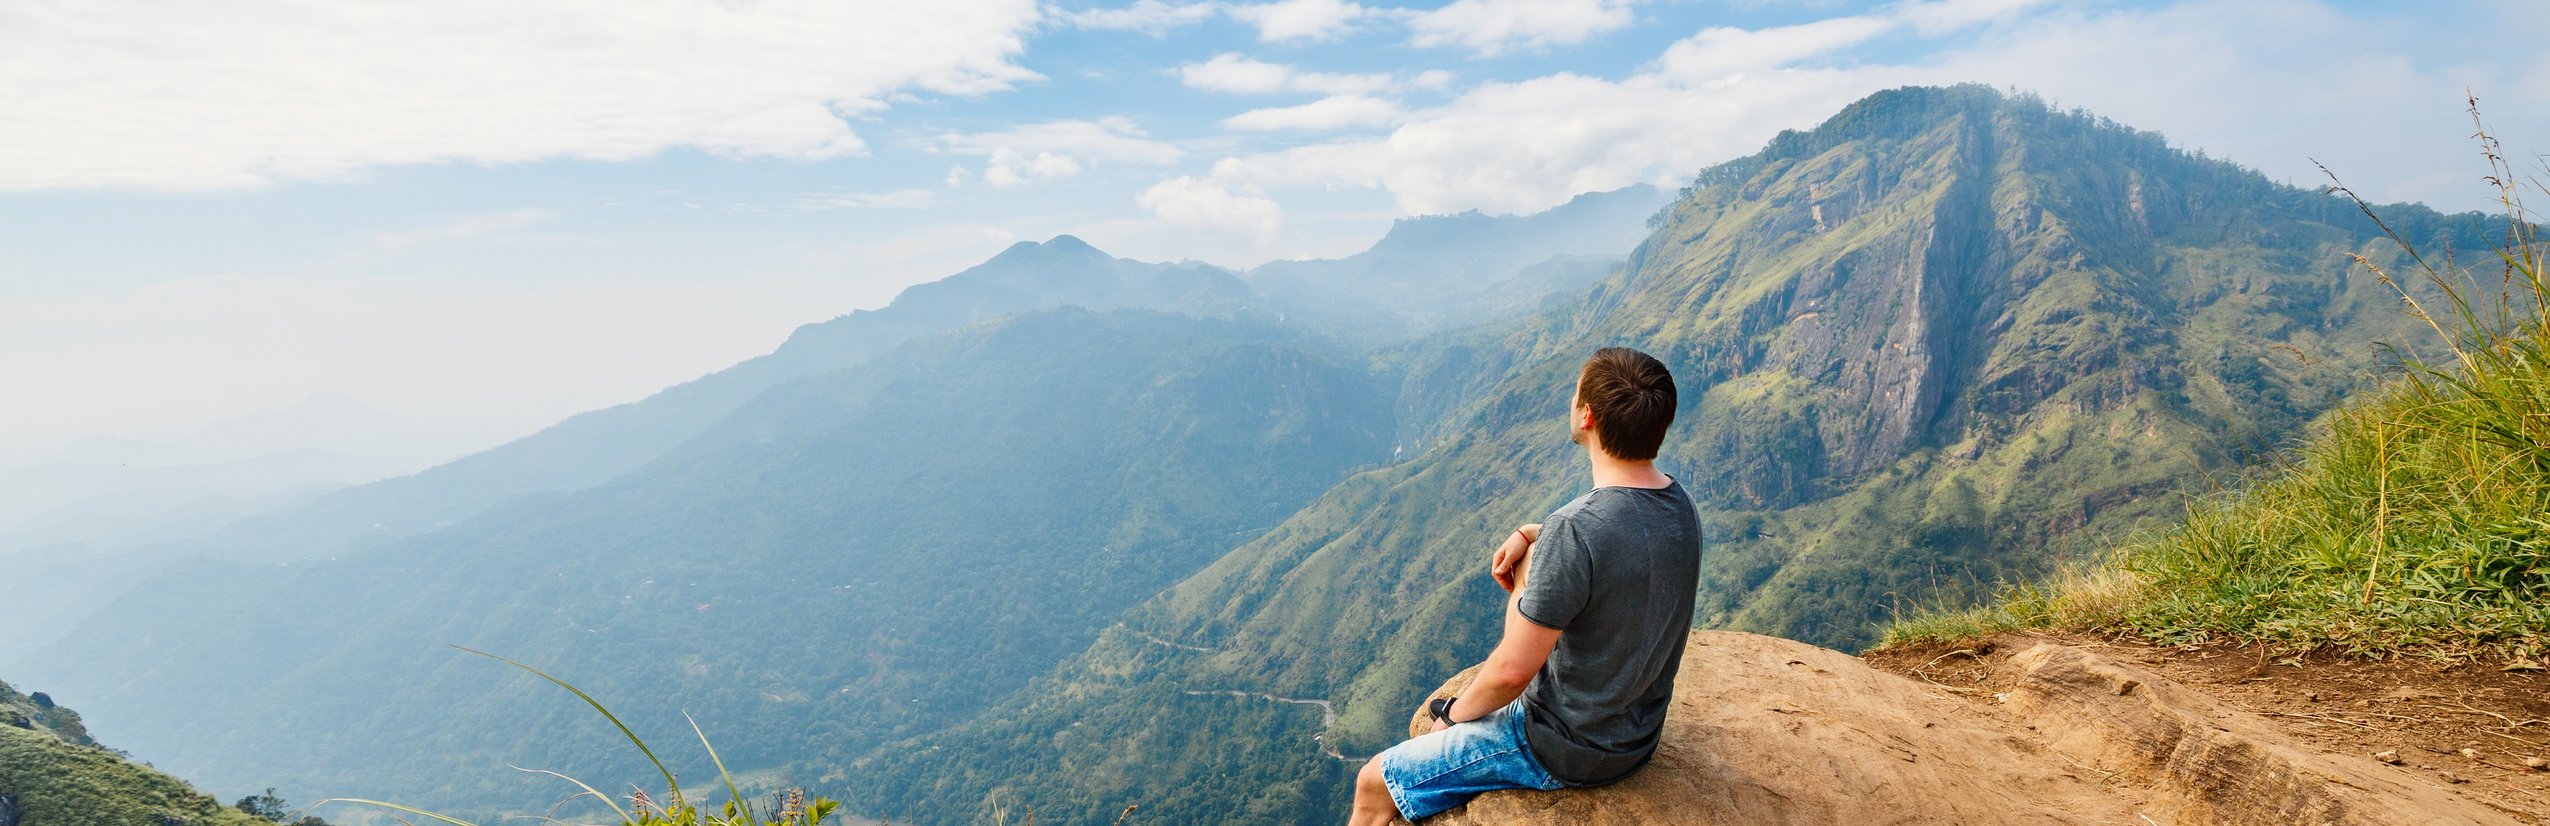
[
  {"xmin": 1446, "ymin": 589, "xmax": 1551, "ymax": 723},
  {"xmin": 1447, "ymin": 668, "xmax": 1529, "ymax": 722}
]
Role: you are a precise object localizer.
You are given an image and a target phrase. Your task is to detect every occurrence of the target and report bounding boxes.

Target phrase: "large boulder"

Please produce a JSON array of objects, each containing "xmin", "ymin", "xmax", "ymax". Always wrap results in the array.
[{"xmin": 1397, "ymin": 631, "xmax": 2517, "ymax": 826}]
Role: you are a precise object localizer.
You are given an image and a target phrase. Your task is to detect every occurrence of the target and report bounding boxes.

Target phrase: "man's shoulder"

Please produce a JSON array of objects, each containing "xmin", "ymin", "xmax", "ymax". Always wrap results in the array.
[{"xmin": 1548, "ymin": 490, "xmax": 1602, "ymax": 523}]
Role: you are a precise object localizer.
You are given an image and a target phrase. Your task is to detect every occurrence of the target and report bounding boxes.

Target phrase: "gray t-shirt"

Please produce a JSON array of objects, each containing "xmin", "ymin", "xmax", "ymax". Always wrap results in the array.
[{"xmin": 1514, "ymin": 480, "xmax": 1702, "ymax": 786}]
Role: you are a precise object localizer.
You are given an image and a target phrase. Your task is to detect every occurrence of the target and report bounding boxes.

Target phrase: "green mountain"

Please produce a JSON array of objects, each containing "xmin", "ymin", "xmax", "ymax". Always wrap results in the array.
[
  {"xmin": 14, "ymin": 308, "xmax": 1390, "ymax": 819},
  {"xmin": 837, "ymin": 84, "xmax": 2499, "ymax": 823},
  {"xmin": 0, "ymin": 678, "xmax": 264, "ymax": 826}
]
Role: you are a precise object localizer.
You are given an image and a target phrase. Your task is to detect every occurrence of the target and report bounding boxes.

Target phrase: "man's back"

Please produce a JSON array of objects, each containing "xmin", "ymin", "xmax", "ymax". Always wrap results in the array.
[{"xmin": 1515, "ymin": 479, "xmax": 1703, "ymax": 786}]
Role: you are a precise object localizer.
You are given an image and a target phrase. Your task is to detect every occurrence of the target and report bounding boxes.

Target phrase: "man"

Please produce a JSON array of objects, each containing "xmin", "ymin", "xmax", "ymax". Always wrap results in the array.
[{"xmin": 1349, "ymin": 347, "xmax": 1701, "ymax": 825}]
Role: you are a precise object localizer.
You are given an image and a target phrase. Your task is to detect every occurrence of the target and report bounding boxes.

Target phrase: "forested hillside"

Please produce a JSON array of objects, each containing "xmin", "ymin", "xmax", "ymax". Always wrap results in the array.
[{"xmin": 841, "ymin": 84, "xmax": 2499, "ymax": 823}]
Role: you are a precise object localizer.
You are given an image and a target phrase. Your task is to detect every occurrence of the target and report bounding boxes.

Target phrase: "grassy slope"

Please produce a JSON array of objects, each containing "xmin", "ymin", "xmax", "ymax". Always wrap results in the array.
[
  {"xmin": 0, "ymin": 679, "xmax": 262, "ymax": 826},
  {"xmin": 1885, "ymin": 175, "xmax": 2550, "ymax": 659}
]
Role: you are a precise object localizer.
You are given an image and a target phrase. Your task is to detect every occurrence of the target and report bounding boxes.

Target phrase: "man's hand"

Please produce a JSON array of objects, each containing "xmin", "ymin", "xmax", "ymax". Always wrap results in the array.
[{"xmin": 1490, "ymin": 523, "xmax": 1542, "ymax": 592}]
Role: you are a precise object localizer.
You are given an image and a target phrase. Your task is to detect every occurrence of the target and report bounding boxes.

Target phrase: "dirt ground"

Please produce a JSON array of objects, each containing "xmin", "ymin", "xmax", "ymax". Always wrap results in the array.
[{"xmin": 1865, "ymin": 632, "xmax": 2550, "ymax": 823}]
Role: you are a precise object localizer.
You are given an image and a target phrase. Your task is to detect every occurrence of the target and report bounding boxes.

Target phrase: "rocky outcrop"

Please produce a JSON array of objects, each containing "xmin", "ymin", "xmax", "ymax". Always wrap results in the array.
[{"xmin": 1400, "ymin": 631, "xmax": 2518, "ymax": 825}]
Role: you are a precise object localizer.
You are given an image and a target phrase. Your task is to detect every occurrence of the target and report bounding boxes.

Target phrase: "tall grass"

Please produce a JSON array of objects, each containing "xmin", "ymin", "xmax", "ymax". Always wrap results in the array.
[
  {"xmin": 1883, "ymin": 96, "xmax": 2550, "ymax": 659},
  {"xmin": 319, "ymin": 646, "xmax": 846, "ymax": 826}
]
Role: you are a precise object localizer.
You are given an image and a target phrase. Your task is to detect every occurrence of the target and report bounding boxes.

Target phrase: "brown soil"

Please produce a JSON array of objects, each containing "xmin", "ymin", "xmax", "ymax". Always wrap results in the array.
[{"xmin": 1866, "ymin": 632, "xmax": 2550, "ymax": 823}]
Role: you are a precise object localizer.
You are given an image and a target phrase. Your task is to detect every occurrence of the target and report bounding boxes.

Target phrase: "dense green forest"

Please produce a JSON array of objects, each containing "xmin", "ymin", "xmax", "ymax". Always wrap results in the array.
[{"xmin": 7, "ymin": 85, "xmax": 2509, "ymax": 826}]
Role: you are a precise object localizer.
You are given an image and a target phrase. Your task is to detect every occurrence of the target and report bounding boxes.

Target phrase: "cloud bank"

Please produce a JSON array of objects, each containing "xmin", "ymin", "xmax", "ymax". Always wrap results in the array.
[{"xmin": 0, "ymin": 0, "xmax": 1044, "ymax": 191}]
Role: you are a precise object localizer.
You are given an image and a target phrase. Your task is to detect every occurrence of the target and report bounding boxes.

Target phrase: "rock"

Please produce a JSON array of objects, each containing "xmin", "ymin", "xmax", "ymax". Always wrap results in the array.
[
  {"xmin": 2524, "ymin": 756, "xmax": 2546, "ymax": 770},
  {"xmin": 1980, "ymin": 644, "xmax": 2512, "ymax": 825},
  {"xmin": 2459, "ymin": 748, "xmax": 2479, "ymax": 760},
  {"xmin": 1396, "ymin": 632, "xmax": 2515, "ymax": 825},
  {"xmin": 2441, "ymin": 771, "xmax": 2466, "ymax": 784},
  {"xmin": 2374, "ymin": 750, "xmax": 2402, "ymax": 765}
]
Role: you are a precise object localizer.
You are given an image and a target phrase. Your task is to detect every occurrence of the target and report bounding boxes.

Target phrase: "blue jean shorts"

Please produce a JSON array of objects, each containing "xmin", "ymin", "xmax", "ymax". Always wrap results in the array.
[{"xmin": 1375, "ymin": 698, "xmax": 1565, "ymax": 820}]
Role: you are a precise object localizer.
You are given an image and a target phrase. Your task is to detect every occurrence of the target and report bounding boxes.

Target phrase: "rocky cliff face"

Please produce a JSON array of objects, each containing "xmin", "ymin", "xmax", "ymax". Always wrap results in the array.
[{"xmin": 1408, "ymin": 633, "xmax": 2522, "ymax": 826}]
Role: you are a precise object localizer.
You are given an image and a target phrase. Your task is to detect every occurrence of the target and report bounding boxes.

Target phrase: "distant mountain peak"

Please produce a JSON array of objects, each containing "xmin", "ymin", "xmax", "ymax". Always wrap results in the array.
[
  {"xmin": 1041, "ymin": 234, "xmax": 1102, "ymax": 255},
  {"xmin": 986, "ymin": 234, "xmax": 1113, "ymax": 267}
]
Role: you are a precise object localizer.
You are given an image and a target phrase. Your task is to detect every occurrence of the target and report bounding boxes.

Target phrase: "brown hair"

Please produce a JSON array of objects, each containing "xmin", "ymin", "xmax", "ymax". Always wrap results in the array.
[{"xmin": 1575, "ymin": 347, "xmax": 1676, "ymax": 460}]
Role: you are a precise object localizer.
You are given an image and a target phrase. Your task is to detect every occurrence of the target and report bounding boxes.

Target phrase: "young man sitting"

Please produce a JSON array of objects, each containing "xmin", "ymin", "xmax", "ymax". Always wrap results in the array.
[{"xmin": 1349, "ymin": 347, "xmax": 1701, "ymax": 825}]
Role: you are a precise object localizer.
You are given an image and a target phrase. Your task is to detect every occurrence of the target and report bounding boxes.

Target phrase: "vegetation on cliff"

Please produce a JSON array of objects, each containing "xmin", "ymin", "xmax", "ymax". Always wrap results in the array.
[
  {"xmin": 1886, "ymin": 103, "xmax": 2548, "ymax": 660},
  {"xmin": 0, "ymin": 677, "xmax": 275, "ymax": 826}
]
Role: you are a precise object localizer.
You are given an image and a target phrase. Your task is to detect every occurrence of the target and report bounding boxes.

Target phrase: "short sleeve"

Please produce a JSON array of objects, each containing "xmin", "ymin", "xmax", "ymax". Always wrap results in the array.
[{"xmin": 1516, "ymin": 516, "xmax": 1590, "ymax": 630}]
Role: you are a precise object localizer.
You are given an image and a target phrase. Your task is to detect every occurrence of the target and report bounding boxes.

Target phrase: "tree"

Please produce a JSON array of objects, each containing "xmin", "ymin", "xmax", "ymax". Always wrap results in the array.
[{"xmin": 235, "ymin": 789, "xmax": 288, "ymax": 822}]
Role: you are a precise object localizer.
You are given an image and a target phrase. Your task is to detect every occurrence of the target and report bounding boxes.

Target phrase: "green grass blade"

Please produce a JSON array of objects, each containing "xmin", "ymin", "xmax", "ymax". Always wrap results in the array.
[
  {"xmin": 453, "ymin": 645, "xmax": 680, "ymax": 796},
  {"xmin": 507, "ymin": 764, "xmax": 635, "ymax": 825},
  {"xmin": 683, "ymin": 710, "xmax": 752, "ymax": 823},
  {"xmin": 316, "ymin": 798, "xmax": 483, "ymax": 826}
]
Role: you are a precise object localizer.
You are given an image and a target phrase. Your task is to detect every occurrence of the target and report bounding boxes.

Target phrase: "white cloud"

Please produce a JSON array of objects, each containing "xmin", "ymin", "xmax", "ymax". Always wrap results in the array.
[
  {"xmin": 1896, "ymin": 0, "xmax": 2051, "ymax": 35},
  {"xmin": 791, "ymin": 189, "xmax": 941, "ymax": 210},
  {"xmin": 0, "ymin": 0, "xmax": 1043, "ymax": 191},
  {"xmin": 1136, "ymin": 177, "xmax": 1284, "ymax": 244},
  {"xmin": 1223, "ymin": 95, "xmax": 1403, "ymax": 131},
  {"xmin": 1230, "ymin": 0, "xmax": 1375, "ymax": 42},
  {"xmin": 1654, "ymin": 17, "xmax": 1897, "ymax": 83},
  {"xmin": 984, "ymin": 149, "xmax": 1088, "ymax": 187},
  {"xmin": 1409, "ymin": 0, "xmax": 1641, "ymax": 56},
  {"xmin": 372, "ymin": 209, "xmax": 560, "ymax": 251},
  {"xmin": 933, "ymin": 117, "xmax": 1184, "ymax": 187},
  {"xmin": 1195, "ymin": 0, "xmax": 2550, "ymax": 218},
  {"xmin": 1053, "ymin": 0, "xmax": 1221, "ymax": 34},
  {"xmin": 1181, "ymin": 54, "xmax": 1302, "ymax": 94},
  {"xmin": 1176, "ymin": 53, "xmax": 1422, "ymax": 96}
]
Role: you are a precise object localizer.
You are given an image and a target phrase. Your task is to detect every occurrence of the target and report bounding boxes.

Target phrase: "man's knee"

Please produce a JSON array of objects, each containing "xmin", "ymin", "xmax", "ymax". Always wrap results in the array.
[{"xmin": 1357, "ymin": 756, "xmax": 1387, "ymax": 790}]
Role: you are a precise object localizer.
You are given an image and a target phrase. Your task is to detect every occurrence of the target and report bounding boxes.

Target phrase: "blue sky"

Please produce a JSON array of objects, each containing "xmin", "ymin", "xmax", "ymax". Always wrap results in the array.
[{"xmin": 2, "ymin": 0, "xmax": 2543, "ymax": 457}]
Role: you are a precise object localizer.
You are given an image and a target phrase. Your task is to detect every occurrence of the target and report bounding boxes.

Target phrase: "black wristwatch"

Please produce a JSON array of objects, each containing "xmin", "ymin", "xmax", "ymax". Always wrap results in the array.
[{"xmin": 1428, "ymin": 696, "xmax": 1459, "ymax": 726}]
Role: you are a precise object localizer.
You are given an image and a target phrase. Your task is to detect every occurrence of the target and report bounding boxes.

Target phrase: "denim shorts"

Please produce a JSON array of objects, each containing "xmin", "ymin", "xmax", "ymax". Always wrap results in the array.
[{"xmin": 1375, "ymin": 698, "xmax": 1565, "ymax": 820}]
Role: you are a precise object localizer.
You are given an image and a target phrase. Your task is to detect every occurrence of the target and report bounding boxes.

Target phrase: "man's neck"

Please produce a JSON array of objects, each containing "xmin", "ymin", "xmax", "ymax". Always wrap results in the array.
[{"xmin": 1586, "ymin": 449, "xmax": 1672, "ymax": 490}]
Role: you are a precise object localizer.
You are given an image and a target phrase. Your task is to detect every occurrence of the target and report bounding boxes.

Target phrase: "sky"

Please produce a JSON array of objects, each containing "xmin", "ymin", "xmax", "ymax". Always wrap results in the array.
[{"xmin": 3, "ymin": 0, "xmax": 2545, "ymax": 459}]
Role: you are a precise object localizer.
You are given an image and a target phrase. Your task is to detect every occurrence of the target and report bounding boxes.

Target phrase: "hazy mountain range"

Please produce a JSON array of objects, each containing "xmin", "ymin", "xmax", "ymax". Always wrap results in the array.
[{"xmin": 3, "ymin": 86, "xmax": 2498, "ymax": 825}]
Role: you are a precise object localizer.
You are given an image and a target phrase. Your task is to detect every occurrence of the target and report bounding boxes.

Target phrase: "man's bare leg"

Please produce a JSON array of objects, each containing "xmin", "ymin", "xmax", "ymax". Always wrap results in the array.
[{"xmin": 1350, "ymin": 757, "xmax": 1402, "ymax": 825}]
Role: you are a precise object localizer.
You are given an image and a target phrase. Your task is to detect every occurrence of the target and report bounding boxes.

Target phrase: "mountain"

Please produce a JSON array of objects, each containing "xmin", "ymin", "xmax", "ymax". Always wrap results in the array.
[
  {"xmin": 174, "ymin": 237, "xmax": 1256, "ymax": 565},
  {"xmin": 836, "ymin": 85, "xmax": 2498, "ymax": 823},
  {"xmin": 1247, "ymin": 185, "xmax": 1671, "ymax": 341},
  {"xmin": 0, "ymin": 393, "xmax": 495, "ymax": 552},
  {"xmin": 13, "ymin": 307, "xmax": 1392, "ymax": 819},
  {"xmin": 0, "ymin": 677, "xmax": 265, "ymax": 826},
  {"xmin": 0, "ymin": 240, "xmax": 1251, "ymax": 664}
]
